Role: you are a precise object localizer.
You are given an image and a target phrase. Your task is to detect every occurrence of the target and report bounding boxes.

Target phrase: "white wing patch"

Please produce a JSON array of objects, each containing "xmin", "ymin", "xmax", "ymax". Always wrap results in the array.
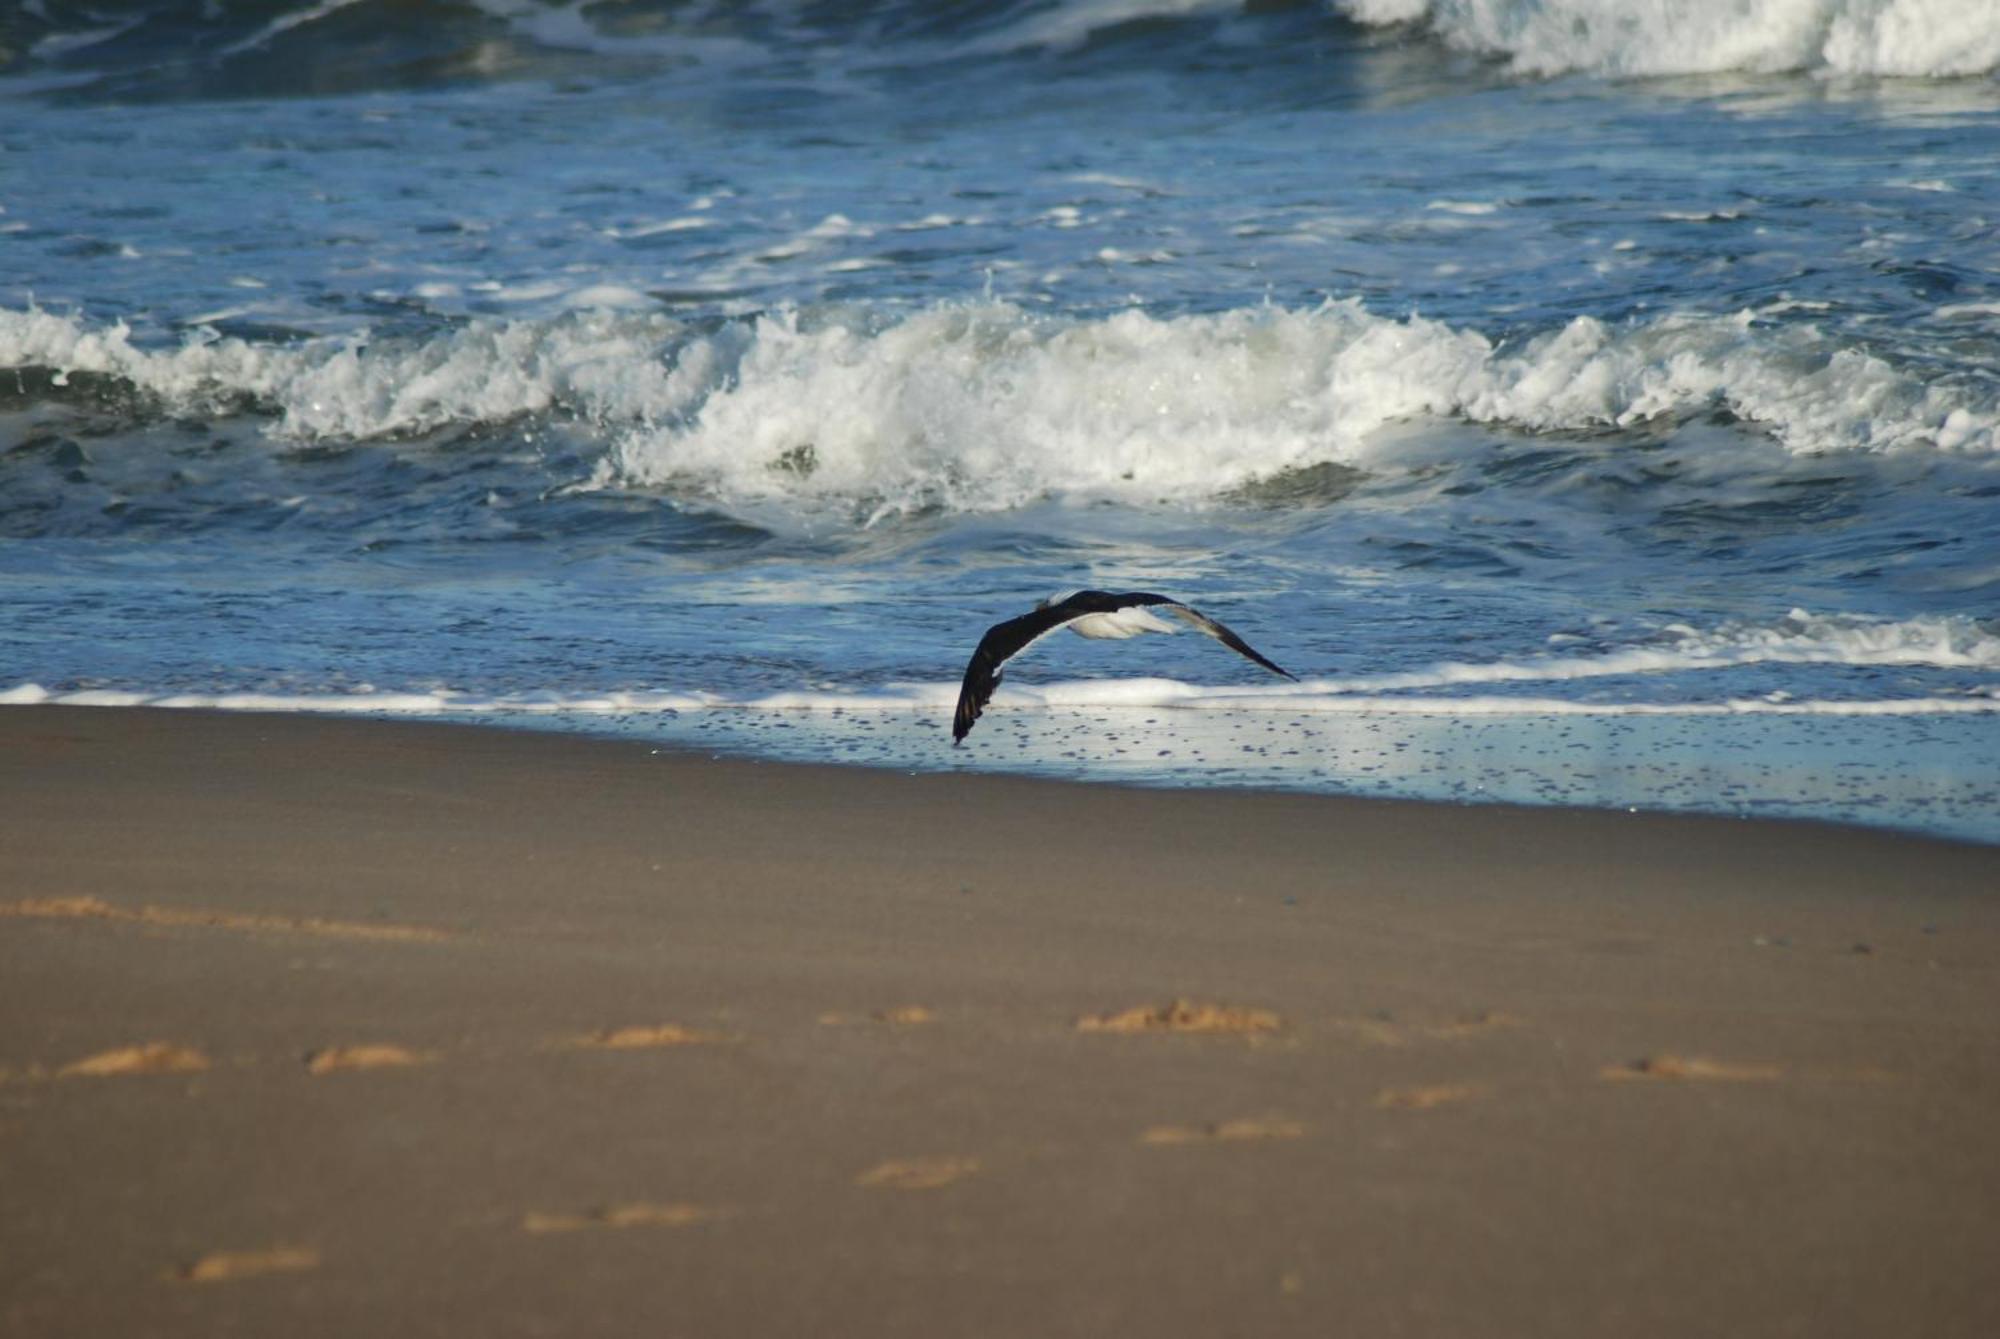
[{"xmin": 1066, "ymin": 606, "xmax": 1179, "ymax": 640}]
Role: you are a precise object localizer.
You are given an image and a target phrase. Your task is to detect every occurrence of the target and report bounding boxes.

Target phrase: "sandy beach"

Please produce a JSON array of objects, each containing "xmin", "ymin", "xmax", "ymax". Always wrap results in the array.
[{"xmin": 1, "ymin": 703, "xmax": 1996, "ymax": 1338}]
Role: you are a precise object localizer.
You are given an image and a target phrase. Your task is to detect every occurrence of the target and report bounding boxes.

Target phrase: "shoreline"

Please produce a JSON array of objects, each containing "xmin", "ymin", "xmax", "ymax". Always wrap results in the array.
[
  {"xmin": 3, "ymin": 704, "xmax": 1996, "ymax": 1337},
  {"xmin": 7, "ymin": 694, "xmax": 1998, "ymax": 849}
]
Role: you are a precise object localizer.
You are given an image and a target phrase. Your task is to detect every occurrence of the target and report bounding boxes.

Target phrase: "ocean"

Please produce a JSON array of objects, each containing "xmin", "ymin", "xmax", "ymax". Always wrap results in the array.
[{"xmin": 4, "ymin": 0, "xmax": 1999, "ymax": 842}]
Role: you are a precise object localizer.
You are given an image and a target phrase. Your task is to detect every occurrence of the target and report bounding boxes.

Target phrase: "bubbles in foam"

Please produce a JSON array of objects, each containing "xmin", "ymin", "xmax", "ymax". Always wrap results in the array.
[
  {"xmin": 0, "ymin": 305, "xmax": 690, "ymax": 440},
  {"xmin": 604, "ymin": 301, "xmax": 1998, "ymax": 518},
  {"xmin": 949, "ymin": 0, "xmax": 1249, "ymax": 55},
  {"xmin": 8, "ymin": 610, "xmax": 1991, "ymax": 719},
  {"xmin": 1337, "ymin": 0, "xmax": 2000, "ymax": 79},
  {"xmin": 6, "ymin": 299, "xmax": 1996, "ymax": 524}
]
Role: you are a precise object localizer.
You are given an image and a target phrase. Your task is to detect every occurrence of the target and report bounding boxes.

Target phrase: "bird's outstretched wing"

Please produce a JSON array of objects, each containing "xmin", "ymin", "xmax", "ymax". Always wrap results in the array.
[
  {"xmin": 1150, "ymin": 599, "xmax": 1298, "ymax": 682},
  {"xmin": 951, "ymin": 603, "xmax": 1076, "ymax": 743},
  {"xmin": 951, "ymin": 591, "xmax": 1296, "ymax": 743}
]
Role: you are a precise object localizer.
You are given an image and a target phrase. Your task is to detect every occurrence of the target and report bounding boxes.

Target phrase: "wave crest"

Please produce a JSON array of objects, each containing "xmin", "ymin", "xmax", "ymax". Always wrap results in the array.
[
  {"xmin": 7, "ymin": 610, "xmax": 1994, "ymax": 716},
  {"xmin": 0, "ymin": 305, "xmax": 688, "ymax": 439},
  {"xmin": 604, "ymin": 300, "xmax": 1997, "ymax": 515},
  {"xmin": 7, "ymin": 300, "xmax": 1995, "ymax": 519},
  {"xmin": 1338, "ymin": 0, "xmax": 2000, "ymax": 79}
]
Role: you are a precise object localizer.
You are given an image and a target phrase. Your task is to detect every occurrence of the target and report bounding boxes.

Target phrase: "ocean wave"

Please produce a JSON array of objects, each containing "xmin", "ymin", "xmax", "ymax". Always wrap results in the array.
[
  {"xmin": 11, "ymin": 0, "xmax": 1994, "ymax": 102},
  {"xmin": 7, "ymin": 300, "xmax": 1995, "ymax": 518},
  {"xmin": 601, "ymin": 302, "xmax": 1998, "ymax": 516},
  {"xmin": 0, "ymin": 304, "xmax": 689, "ymax": 439},
  {"xmin": 1, "ymin": 0, "xmax": 1268, "ymax": 95},
  {"xmin": 6, "ymin": 684, "xmax": 1991, "ymax": 720},
  {"xmin": 6, "ymin": 611, "xmax": 1992, "ymax": 720},
  {"xmin": 1132, "ymin": 611, "xmax": 2000, "ymax": 697},
  {"xmin": 1338, "ymin": 0, "xmax": 2000, "ymax": 79},
  {"xmin": 987, "ymin": 687, "xmax": 2000, "ymax": 717},
  {"xmin": 971, "ymin": 609, "xmax": 2000, "ymax": 705},
  {"xmin": 943, "ymin": 0, "xmax": 1251, "ymax": 55}
]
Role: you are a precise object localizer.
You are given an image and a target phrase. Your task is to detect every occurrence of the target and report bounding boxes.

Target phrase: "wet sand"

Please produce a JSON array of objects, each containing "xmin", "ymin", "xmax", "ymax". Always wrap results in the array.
[{"xmin": 2, "ymin": 704, "xmax": 1996, "ymax": 1338}]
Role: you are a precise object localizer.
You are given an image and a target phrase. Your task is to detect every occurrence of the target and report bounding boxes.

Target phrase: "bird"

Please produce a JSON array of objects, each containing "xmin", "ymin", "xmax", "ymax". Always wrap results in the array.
[{"xmin": 952, "ymin": 590, "xmax": 1296, "ymax": 743}]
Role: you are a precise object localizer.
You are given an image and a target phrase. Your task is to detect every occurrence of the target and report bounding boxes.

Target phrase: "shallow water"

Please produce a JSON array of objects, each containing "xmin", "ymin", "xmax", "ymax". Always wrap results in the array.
[{"xmin": 5, "ymin": 1, "xmax": 2000, "ymax": 840}]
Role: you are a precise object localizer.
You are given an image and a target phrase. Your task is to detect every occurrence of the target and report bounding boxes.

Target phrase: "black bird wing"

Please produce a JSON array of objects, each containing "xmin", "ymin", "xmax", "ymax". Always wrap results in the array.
[
  {"xmin": 951, "ymin": 591, "xmax": 1296, "ymax": 743},
  {"xmin": 1146, "ymin": 598, "xmax": 1298, "ymax": 682},
  {"xmin": 951, "ymin": 600, "xmax": 1080, "ymax": 743}
]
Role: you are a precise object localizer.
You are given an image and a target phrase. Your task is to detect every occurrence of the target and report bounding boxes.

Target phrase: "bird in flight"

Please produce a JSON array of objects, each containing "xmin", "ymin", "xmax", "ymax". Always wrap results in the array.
[{"xmin": 952, "ymin": 590, "xmax": 1296, "ymax": 743}]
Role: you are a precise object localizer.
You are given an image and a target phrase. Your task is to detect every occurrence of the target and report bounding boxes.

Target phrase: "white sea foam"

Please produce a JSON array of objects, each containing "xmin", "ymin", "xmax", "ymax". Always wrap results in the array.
[
  {"xmin": 610, "ymin": 217, "xmax": 713, "ymax": 239},
  {"xmin": 0, "ymin": 683, "xmax": 722, "ymax": 714},
  {"xmin": 0, "ymin": 304, "xmax": 691, "ymax": 440},
  {"xmin": 216, "ymin": 0, "xmax": 370, "ymax": 59},
  {"xmin": 1339, "ymin": 0, "xmax": 2000, "ymax": 79},
  {"xmin": 955, "ymin": 0, "xmax": 1246, "ymax": 54},
  {"xmin": 6, "ymin": 299, "xmax": 1997, "ymax": 517},
  {"xmin": 7, "ymin": 613, "xmax": 1992, "ymax": 721},
  {"xmin": 1287, "ymin": 611, "xmax": 2000, "ymax": 694},
  {"xmin": 974, "ymin": 610, "xmax": 2000, "ymax": 707},
  {"xmin": 601, "ymin": 301, "xmax": 1999, "ymax": 515},
  {"xmin": 994, "ymin": 687, "xmax": 2000, "ymax": 717},
  {"xmin": 6, "ymin": 681, "xmax": 1992, "ymax": 720}
]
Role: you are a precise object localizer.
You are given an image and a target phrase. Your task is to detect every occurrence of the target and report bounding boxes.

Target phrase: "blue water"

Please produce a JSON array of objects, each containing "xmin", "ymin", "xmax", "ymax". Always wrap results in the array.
[{"xmin": 5, "ymin": 1, "xmax": 2000, "ymax": 841}]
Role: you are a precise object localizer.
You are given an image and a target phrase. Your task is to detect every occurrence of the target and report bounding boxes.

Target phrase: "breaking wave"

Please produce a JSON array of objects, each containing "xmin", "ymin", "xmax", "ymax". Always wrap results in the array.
[
  {"xmin": 598, "ymin": 302, "xmax": 1999, "ymax": 516},
  {"xmin": 5, "ymin": 299, "xmax": 1995, "ymax": 520},
  {"xmin": 0, "ymin": 304, "xmax": 690, "ymax": 440},
  {"xmin": 1339, "ymin": 0, "xmax": 2000, "ymax": 80},
  {"xmin": 8, "ymin": 0, "xmax": 1996, "ymax": 104}
]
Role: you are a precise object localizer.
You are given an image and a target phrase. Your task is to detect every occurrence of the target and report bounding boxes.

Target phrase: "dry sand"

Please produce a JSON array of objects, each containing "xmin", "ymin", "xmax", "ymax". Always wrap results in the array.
[{"xmin": 1, "ymin": 704, "xmax": 1996, "ymax": 1337}]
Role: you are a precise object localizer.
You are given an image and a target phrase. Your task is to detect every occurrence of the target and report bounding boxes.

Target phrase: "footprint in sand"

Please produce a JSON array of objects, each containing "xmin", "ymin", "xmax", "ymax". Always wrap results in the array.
[
  {"xmin": 1140, "ymin": 1115, "xmax": 1308, "ymax": 1145},
  {"xmin": 1329, "ymin": 1012, "xmax": 1520, "ymax": 1047},
  {"xmin": 303, "ymin": 1044, "xmax": 430, "ymax": 1074},
  {"xmin": 1601, "ymin": 1054, "xmax": 1782, "ymax": 1082},
  {"xmin": 818, "ymin": 1006, "xmax": 936, "ymax": 1026},
  {"xmin": 169, "ymin": 1246, "xmax": 319, "ymax": 1284},
  {"xmin": 854, "ymin": 1156, "xmax": 980, "ymax": 1190},
  {"xmin": 521, "ymin": 1202, "xmax": 710, "ymax": 1233},
  {"xmin": 1076, "ymin": 999, "xmax": 1282, "ymax": 1035},
  {"xmin": 1375, "ymin": 1083, "xmax": 1487, "ymax": 1110},
  {"xmin": 569, "ymin": 1024, "xmax": 733, "ymax": 1050},
  {"xmin": 59, "ymin": 1042, "xmax": 211, "ymax": 1078},
  {"xmin": 0, "ymin": 895, "xmax": 448, "ymax": 943}
]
